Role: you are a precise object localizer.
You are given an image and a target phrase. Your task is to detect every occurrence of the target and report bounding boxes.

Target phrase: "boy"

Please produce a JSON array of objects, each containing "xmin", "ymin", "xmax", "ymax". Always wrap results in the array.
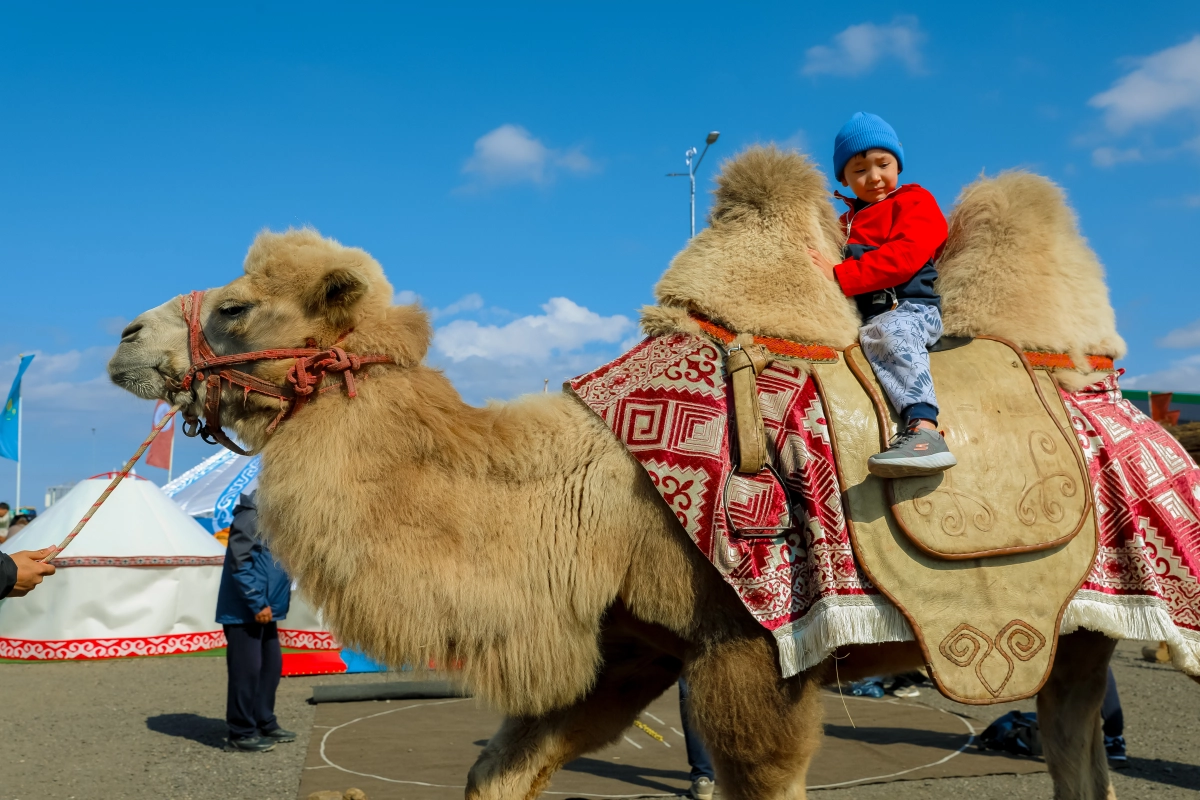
[{"xmin": 808, "ymin": 112, "xmax": 956, "ymax": 478}]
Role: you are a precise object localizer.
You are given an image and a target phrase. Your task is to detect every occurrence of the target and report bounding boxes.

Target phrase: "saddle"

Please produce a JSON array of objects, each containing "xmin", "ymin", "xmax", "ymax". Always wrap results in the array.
[
  {"xmin": 631, "ymin": 147, "xmax": 1127, "ymax": 702},
  {"xmin": 809, "ymin": 337, "xmax": 1101, "ymax": 703},
  {"xmin": 678, "ymin": 316, "xmax": 1107, "ymax": 703}
]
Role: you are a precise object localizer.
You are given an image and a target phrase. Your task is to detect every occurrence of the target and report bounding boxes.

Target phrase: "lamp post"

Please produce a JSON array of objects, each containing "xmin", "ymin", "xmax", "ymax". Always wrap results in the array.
[{"xmin": 667, "ymin": 131, "xmax": 720, "ymax": 238}]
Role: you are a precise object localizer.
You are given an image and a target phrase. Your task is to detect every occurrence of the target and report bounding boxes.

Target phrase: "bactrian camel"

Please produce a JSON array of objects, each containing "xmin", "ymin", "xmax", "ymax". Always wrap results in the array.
[{"xmin": 109, "ymin": 149, "xmax": 1144, "ymax": 800}]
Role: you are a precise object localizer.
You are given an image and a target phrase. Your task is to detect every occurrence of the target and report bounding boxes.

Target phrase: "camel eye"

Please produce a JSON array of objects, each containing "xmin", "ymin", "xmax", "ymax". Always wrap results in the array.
[{"xmin": 219, "ymin": 303, "xmax": 251, "ymax": 318}]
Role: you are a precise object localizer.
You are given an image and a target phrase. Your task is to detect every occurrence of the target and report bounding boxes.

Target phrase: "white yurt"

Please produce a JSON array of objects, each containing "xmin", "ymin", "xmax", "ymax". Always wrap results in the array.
[{"xmin": 0, "ymin": 474, "xmax": 226, "ymax": 660}]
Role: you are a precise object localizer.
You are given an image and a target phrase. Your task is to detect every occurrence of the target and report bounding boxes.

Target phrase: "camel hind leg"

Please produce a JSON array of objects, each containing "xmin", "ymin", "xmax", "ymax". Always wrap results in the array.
[
  {"xmin": 684, "ymin": 633, "xmax": 825, "ymax": 800},
  {"xmin": 1037, "ymin": 629, "xmax": 1118, "ymax": 800},
  {"xmin": 465, "ymin": 629, "xmax": 682, "ymax": 800}
]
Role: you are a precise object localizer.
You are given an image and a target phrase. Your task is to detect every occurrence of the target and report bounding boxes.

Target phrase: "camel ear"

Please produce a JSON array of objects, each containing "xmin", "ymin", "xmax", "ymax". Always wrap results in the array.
[{"xmin": 307, "ymin": 267, "xmax": 367, "ymax": 329}]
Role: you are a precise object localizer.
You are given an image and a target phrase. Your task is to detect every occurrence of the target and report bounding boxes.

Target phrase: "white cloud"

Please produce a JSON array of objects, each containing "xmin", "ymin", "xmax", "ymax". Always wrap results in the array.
[
  {"xmin": 1123, "ymin": 354, "xmax": 1200, "ymax": 392},
  {"xmin": 1158, "ymin": 318, "xmax": 1200, "ymax": 349},
  {"xmin": 393, "ymin": 289, "xmax": 420, "ymax": 305},
  {"xmin": 1092, "ymin": 146, "xmax": 1143, "ymax": 167},
  {"xmin": 461, "ymin": 124, "xmax": 595, "ymax": 186},
  {"xmin": 802, "ymin": 16, "xmax": 926, "ymax": 78},
  {"xmin": 431, "ymin": 293, "xmax": 484, "ymax": 320},
  {"xmin": 1090, "ymin": 36, "xmax": 1200, "ymax": 132},
  {"xmin": 433, "ymin": 297, "xmax": 632, "ymax": 363}
]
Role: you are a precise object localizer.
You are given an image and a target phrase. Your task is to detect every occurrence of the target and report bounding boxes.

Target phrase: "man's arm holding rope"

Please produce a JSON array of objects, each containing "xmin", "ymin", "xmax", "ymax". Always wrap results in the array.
[{"xmin": 1, "ymin": 548, "xmax": 57, "ymax": 599}]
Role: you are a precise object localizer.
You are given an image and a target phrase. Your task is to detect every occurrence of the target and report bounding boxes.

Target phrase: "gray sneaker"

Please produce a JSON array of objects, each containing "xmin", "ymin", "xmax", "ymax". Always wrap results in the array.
[
  {"xmin": 867, "ymin": 427, "xmax": 957, "ymax": 478},
  {"xmin": 690, "ymin": 777, "xmax": 715, "ymax": 800}
]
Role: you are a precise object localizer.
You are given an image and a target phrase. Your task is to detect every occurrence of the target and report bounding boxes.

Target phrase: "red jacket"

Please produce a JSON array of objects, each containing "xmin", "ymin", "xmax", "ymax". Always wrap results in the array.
[{"xmin": 833, "ymin": 184, "xmax": 948, "ymax": 299}]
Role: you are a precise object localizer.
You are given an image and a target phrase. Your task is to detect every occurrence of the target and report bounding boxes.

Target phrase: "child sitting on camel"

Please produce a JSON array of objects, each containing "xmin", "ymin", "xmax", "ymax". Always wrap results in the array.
[{"xmin": 807, "ymin": 112, "xmax": 956, "ymax": 478}]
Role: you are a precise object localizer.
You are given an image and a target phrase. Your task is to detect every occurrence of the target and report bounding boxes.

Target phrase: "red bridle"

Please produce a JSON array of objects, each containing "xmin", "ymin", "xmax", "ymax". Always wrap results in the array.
[{"xmin": 177, "ymin": 290, "xmax": 393, "ymax": 455}]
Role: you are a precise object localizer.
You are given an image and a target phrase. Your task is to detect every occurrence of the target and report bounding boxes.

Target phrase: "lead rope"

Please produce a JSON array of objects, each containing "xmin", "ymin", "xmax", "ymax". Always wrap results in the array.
[{"xmin": 42, "ymin": 404, "xmax": 183, "ymax": 564}]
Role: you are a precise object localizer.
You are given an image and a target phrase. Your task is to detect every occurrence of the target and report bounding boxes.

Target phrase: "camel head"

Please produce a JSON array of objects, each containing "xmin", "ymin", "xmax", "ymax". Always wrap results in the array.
[{"xmin": 109, "ymin": 228, "xmax": 432, "ymax": 450}]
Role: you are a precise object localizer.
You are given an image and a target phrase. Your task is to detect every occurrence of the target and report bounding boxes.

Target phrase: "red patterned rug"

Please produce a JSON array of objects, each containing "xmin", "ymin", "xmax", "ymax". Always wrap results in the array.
[{"xmin": 569, "ymin": 333, "xmax": 1200, "ymax": 678}]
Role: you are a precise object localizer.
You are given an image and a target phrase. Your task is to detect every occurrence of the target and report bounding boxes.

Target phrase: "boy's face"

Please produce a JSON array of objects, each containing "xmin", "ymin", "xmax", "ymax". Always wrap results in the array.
[{"xmin": 840, "ymin": 148, "xmax": 899, "ymax": 203}]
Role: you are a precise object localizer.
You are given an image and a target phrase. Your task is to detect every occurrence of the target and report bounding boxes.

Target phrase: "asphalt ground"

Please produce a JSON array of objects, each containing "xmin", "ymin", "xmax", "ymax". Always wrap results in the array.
[{"xmin": 0, "ymin": 639, "xmax": 1196, "ymax": 799}]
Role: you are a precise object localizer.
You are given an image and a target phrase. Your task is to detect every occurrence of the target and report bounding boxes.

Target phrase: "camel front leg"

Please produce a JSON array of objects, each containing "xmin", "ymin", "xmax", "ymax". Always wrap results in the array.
[
  {"xmin": 465, "ymin": 631, "xmax": 682, "ymax": 800},
  {"xmin": 1037, "ymin": 629, "xmax": 1118, "ymax": 800},
  {"xmin": 684, "ymin": 633, "xmax": 825, "ymax": 800}
]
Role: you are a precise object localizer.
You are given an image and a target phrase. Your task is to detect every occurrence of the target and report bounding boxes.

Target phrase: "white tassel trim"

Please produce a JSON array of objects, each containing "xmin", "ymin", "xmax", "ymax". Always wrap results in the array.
[
  {"xmin": 1061, "ymin": 590, "xmax": 1200, "ymax": 676},
  {"xmin": 774, "ymin": 594, "xmax": 913, "ymax": 678},
  {"xmin": 774, "ymin": 589, "xmax": 1200, "ymax": 678}
]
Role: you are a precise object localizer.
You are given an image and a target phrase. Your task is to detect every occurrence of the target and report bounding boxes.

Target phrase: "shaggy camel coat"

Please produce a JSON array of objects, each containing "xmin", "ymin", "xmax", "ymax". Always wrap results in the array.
[
  {"xmin": 107, "ymin": 148, "xmax": 1138, "ymax": 797},
  {"xmin": 648, "ymin": 148, "xmax": 1124, "ymax": 395}
]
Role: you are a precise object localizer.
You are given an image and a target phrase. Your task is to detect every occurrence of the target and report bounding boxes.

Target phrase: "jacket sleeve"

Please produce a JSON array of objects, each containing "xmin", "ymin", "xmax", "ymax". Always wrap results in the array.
[
  {"xmin": 227, "ymin": 507, "xmax": 269, "ymax": 613},
  {"xmin": 0, "ymin": 552, "xmax": 16, "ymax": 599},
  {"xmin": 834, "ymin": 189, "xmax": 948, "ymax": 297}
]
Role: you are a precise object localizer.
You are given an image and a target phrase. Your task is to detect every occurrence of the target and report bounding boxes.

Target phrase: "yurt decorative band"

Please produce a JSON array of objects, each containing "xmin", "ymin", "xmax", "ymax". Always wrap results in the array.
[{"xmin": 50, "ymin": 556, "xmax": 227, "ymax": 568}]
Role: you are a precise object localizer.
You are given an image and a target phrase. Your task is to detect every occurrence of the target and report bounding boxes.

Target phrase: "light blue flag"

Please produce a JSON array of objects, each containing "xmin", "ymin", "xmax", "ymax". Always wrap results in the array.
[{"xmin": 0, "ymin": 355, "xmax": 35, "ymax": 462}]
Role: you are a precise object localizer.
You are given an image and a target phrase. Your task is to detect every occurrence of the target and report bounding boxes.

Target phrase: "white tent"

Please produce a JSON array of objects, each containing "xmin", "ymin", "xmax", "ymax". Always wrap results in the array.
[
  {"xmin": 162, "ymin": 450, "xmax": 261, "ymax": 532},
  {"xmin": 0, "ymin": 476, "xmax": 226, "ymax": 660}
]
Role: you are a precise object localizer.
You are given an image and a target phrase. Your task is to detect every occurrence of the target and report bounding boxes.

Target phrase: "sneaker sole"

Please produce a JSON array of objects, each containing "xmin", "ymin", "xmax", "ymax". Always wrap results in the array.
[{"xmin": 868, "ymin": 452, "xmax": 958, "ymax": 479}]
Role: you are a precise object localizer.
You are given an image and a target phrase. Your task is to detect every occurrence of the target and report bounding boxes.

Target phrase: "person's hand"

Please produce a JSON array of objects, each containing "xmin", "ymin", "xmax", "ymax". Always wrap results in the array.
[
  {"xmin": 9, "ymin": 548, "xmax": 58, "ymax": 597},
  {"xmin": 807, "ymin": 248, "xmax": 839, "ymax": 282},
  {"xmin": 255, "ymin": 606, "xmax": 273, "ymax": 624}
]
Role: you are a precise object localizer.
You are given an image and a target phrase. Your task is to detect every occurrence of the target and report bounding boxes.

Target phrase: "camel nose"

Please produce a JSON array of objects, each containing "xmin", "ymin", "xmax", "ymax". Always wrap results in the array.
[{"xmin": 120, "ymin": 321, "xmax": 144, "ymax": 342}]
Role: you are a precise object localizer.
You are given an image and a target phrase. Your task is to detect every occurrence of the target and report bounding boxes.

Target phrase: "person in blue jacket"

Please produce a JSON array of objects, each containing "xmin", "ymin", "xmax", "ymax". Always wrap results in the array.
[{"xmin": 216, "ymin": 490, "xmax": 295, "ymax": 752}]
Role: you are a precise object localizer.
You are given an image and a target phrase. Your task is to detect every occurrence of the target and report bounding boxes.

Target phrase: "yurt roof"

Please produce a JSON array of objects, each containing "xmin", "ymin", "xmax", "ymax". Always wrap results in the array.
[
  {"xmin": 162, "ymin": 450, "xmax": 260, "ymax": 526},
  {"xmin": 1, "ymin": 478, "xmax": 225, "ymax": 559}
]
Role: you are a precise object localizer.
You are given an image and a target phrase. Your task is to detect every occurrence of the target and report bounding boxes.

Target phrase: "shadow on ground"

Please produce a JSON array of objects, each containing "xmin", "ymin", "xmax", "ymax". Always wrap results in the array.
[
  {"xmin": 1121, "ymin": 757, "xmax": 1200, "ymax": 792},
  {"xmin": 558, "ymin": 755, "xmax": 690, "ymax": 794},
  {"xmin": 146, "ymin": 713, "xmax": 228, "ymax": 749}
]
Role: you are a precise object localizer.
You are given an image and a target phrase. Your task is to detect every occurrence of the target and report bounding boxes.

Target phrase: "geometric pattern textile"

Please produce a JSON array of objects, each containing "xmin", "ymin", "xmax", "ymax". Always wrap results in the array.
[
  {"xmin": 569, "ymin": 336, "xmax": 1200, "ymax": 678},
  {"xmin": 0, "ymin": 628, "xmax": 339, "ymax": 660}
]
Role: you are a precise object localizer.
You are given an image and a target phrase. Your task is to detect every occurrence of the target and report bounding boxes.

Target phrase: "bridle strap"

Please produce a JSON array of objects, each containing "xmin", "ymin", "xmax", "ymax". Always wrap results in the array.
[{"xmin": 178, "ymin": 290, "xmax": 393, "ymax": 455}]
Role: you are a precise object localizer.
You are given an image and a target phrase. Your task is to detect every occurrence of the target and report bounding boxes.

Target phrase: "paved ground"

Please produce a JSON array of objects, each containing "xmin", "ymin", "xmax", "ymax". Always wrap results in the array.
[{"xmin": 0, "ymin": 639, "xmax": 1197, "ymax": 799}]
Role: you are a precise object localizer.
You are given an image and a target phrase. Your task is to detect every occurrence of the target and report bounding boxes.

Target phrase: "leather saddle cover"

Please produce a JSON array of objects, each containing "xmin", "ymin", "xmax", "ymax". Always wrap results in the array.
[
  {"xmin": 853, "ymin": 337, "xmax": 1092, "ymax": 559},
  {"xmin": 811, "ymin": 341, "xmax": 1098, "ymax": 704}
]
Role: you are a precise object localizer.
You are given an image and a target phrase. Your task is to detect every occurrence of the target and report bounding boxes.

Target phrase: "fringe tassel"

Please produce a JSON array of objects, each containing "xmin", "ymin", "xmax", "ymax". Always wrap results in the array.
[
  {"xmin": 1062, "ymin": 590, "xmax": 1200, "ymax": 676},
  {"xmin": 773, "ymin": 590, "xmax": 1200, "ymax": 679},
  {"xmin": 774, "ymin": 594, "xmax": 914, "ymax": 678}
]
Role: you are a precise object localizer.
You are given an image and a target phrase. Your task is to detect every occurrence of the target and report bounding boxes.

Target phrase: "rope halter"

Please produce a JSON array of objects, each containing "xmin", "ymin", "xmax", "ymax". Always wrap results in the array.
[{"xmin": 177, "ymin": 290, "xmax": 393, "ymax": 455}]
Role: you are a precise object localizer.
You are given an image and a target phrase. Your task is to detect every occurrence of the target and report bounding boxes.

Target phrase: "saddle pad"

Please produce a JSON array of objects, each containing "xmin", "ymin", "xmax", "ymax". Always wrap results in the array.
[
  {"xmin": 845, "ymin": 337, "xmax": 1092, "ymax": 559},
  {"xmin": 811, "ymin": 353, "xmax": 1098, "ymax": 703}
]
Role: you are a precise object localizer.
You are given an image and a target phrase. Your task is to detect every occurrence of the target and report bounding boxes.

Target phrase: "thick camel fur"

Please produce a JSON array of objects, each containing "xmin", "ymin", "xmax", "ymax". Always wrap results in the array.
[
  {"xmin": 109, "ymin": 209, "xmax": 1122, "ymax": 796},
  {"xmin": 653, "ymin": 146, "xmax": 862, "ymax": 347},
  {"xmin": 647, "ymin": 151, "xmax": 1124, "ymax": 396}
]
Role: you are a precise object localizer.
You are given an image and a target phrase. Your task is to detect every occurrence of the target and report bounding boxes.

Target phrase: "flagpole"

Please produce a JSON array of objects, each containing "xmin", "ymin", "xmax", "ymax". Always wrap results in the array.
[
  {"xmin": 15, "ymin": 368, "xmax": 21, "ymax": 512},
  {"xmin": 167, "ymin": 426, "xmax": 175, "ymax": 483}
]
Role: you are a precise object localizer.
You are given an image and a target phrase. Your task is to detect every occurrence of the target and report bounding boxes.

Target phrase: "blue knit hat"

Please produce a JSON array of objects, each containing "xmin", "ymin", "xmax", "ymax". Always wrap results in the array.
[{"xmin": 833, "ymin": 112, "xmax": 904, "ymax": 182}]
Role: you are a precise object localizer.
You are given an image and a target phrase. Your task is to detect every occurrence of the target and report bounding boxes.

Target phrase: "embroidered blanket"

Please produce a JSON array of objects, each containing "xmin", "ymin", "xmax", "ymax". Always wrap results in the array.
[{"xmin": 568, "ymin": 333, "xmax": 1200, "ymax": 678}]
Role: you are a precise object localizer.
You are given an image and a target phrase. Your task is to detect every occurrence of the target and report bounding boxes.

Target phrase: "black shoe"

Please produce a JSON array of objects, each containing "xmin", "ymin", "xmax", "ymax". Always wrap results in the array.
[
  {"xmin": 261, "ymin": 727, "xmax": 297, "ymax": 743},
  {"xmin": 1105, "ymin": 735, "xmax": 1128, "ymax": 768},
  {"xmin": 226, "ymin": 735, "xmax": 276, "ymax": 752}
]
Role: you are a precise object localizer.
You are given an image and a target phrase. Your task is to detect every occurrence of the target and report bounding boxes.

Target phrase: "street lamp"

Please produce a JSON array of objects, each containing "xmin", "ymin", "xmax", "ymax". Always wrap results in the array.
[{"xmin": 667, "ymin": 131, "xmax": 720, "ymax": 238}]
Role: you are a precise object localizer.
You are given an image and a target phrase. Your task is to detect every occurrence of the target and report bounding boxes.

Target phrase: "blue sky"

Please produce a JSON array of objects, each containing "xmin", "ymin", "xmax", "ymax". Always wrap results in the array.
[{"xmin": 2, "ymin": 2, "xmax": 1199, "ymax": 506}]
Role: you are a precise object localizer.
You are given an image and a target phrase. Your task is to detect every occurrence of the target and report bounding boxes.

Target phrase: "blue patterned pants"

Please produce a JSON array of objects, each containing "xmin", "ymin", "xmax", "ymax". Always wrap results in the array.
[{"xmin": 859, "ymin": 301, "xmax": 943, "ymax": 426}]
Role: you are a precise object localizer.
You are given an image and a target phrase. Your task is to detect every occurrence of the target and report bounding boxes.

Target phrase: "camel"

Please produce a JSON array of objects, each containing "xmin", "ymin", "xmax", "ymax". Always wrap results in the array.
[{"xmin": 108, "ymin": 151, "xmax": 1140, "ymax": 800}]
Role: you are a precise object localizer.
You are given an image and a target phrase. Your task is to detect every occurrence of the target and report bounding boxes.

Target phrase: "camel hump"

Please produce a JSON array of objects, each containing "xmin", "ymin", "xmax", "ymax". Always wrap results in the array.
[
  {"xmin": 652, "ymin": 146, "xmax": 862, "ymax": 349},
  {"xmin": 938, "ymin": 172, "xmax": 1127, "ymax": 373}
]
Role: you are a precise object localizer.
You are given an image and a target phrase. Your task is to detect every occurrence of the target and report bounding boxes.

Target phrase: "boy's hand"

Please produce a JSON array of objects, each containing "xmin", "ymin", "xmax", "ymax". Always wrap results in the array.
[
  {"xmin": 807, "ymin": 249, "xmax": 839, "ymax": 282},
  {"xmin": 255, "ymin": 606, "xmax": 273, "ymax": 624},
  {"xmin": 9, "ymin": 548, "xmax": 58, "ymax": 597}
]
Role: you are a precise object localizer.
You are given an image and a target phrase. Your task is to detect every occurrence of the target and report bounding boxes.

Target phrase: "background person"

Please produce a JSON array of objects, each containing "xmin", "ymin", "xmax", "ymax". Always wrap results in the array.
[
  {"xmin": 0, "ymin": 502, "xmax": 11, "ymax": 542},
  {"xmin": 678, "ymin": 679, "xmax": 716, "ymax": 800},
  {"xmin": 216, "ymin": 489, "xmax": 295, "ymax": 753},
  {"xmin": 1, "ymin": 547, "xmax": 57, "ymax": 598}
]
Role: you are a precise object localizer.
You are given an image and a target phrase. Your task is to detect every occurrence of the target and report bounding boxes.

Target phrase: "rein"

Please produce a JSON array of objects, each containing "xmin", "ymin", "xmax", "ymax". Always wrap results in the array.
[{"xmin": 178, "ymin": 290, "xmax": 393, "ymax": 456}]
